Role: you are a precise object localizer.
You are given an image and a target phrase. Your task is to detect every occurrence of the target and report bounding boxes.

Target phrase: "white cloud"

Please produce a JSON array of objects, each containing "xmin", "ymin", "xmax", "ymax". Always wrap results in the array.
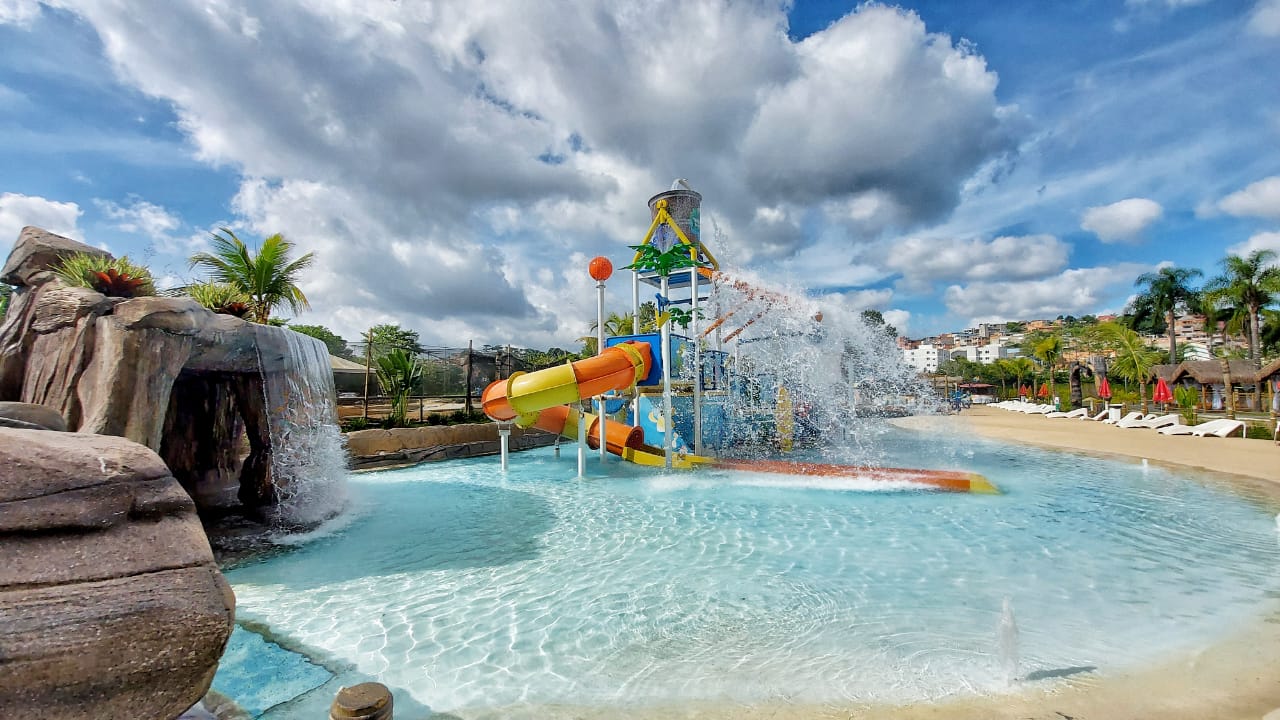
[
  {"xmin": 1216, "ymin": 176, "xmax": 1280, "ymax": 219},
  {"xmin": 0, "ymin": 0, "xmax": 41, "ymax": 27},
  {"xmin": 0, "ymin": 193, "xmax": 84, "ymax": 250},
  {"xmin": 882, "ymin": 309, "xmax": 911, "ymax": 336},
  {"xmin": 824, "ymin": 288, "xmax": 894, "ymax": 312},
  {"xmin": 47, "ymin": 0, "xmax": 1016, "ymax": 346},
  {"xmin": 884, "ymin": 234, "xmax": 1070, "ymax": 291},
  {"xmin": 1227, "ymin": 230, "xmax": 1280, "ymax": 262},
  {"xmin": 1249, "ymin": 0, "xmax": 1280, "ymax": 36},
  {"xmin": 94, "ymin": 196, "xmax": 180, "ymax": 240},
  {"xmin": 1080, "ymin": 198, "xmax": 1163, "ymax": 243},
  {"xmin": 943, "ymin": 263, "xmax": 1149, "ymax": 323}
]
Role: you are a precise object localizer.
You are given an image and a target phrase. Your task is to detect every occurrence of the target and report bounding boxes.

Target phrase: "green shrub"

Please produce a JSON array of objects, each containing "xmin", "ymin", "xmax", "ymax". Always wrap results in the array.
[
  {"xmin": 341, "ymin": 416, "xmax": 369, "ymax": 432},
  {"xmin": 54, "ymin": 253, "xmax": 156, "ymax": 297},
  {"xmin": 1245, "ymin": 424, "xmax": 1274, "ymax": 441},
  {"xmin": 186, "ymin": 281, "xmax": 252, "ymax": 317}
]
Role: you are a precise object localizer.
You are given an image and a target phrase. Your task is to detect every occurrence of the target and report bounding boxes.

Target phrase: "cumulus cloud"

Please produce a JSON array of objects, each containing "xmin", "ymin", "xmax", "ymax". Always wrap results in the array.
[
  {"xmin": 47, "ymin": 0, "xmax": 1016, "ymax": 346},
  {"xmin": 1216, "ymin": 176, "xmax": 1280, "ymax": 219},
  {"xmin": 1080, "ymin": 198, "xmax": 1163, "ymax": 243},
  {"xmin": 94, "ymin": 196, "xmax": 180, "ymax": 240},
  {"xmin": 943, "ymin": 263, "xmax": 1149, "ymax": 323},
  {"xmin": 884, "ymin": 234, "xmax": 1070, "ymax": 291},
  {"xmin": 1227, "ymin": 230, "xmax": 1280, "ymax": 261},
  {"xmin": 0, "ymin": 0, "xmax": 41, "ymax": 27},
  {"xmin": 1249, "ymin": 0, "xmax": 1280, "ymax": 36},
  {"xmin": 0, "ymin": 193, "xmax": 83, "ymax": 249}
]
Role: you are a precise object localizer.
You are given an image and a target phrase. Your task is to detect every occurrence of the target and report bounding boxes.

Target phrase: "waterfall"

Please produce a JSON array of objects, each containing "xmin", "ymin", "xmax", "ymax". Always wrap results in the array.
[{"xmin": 255, "ymin": 326, "xmax": 349, "ymax": 526}]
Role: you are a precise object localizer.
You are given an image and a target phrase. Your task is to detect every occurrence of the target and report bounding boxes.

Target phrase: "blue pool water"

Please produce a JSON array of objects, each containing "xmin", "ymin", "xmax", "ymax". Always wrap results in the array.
[{"xmin": 223, "ymin": 426, "xmax": 1280, "ymax": 717}]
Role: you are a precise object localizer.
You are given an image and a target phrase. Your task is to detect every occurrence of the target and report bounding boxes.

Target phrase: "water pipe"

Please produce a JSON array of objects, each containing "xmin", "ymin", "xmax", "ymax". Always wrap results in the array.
[
  {"xmin": 499, "ymin": 423, "xmax": 510, "ymax": 472},
  {"xmin": 691, "ymin": 264, "xmax": 703, "ymax": 456},
  {"xmin": 577, "ymin": 407, "xmax": 586, "ymax": 477},
  {"xmin": 595, "ymin": 269, "xmax": 608, "ymax": 465}
]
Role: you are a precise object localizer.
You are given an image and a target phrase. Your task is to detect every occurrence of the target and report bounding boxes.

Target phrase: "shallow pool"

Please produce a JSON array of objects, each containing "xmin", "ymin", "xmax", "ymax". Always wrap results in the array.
[{"xmin": 221, "ymin": 426, "xmax": 1280, "ymax": 717}]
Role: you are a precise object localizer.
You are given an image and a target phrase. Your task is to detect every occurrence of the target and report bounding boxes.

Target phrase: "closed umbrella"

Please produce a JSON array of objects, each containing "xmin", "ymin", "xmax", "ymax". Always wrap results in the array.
[
  {"xmin": 1037, "ymin": 383, "xmax": 1050, "ymax": 398},
  {"xmin": 1019, "ymin": 384, "xmax": 1028, "ymax": 398},
  {"xmin": 1097, "ymin": 376, "xmax": 1112, "ymax": 400},
  {"xmin": 1152, "ymin": 377, "xmax": 1173, "ymax": 405}
]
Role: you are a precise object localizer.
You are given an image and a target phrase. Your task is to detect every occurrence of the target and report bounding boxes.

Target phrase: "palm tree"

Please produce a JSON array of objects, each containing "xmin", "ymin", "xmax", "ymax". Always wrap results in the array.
[
  {"xmin": 1202, "ymin": 249, "xmax": 1280, "ymax": 366},
  {"xmin": 1006, "ymin": 357, "xmax": 1037, "ymax": 397},
  {"xmin": 1033, "ymin": 335, "xmax": 1063, "ymax": 400},
  {"xmin": 1131, "ymin": 265, "xmax": 1203, "ymax": 362},
  {"xmin": 375, "ymin": 349, "xmax": 423, "ymax": 427},
  {"xmin": 1099, "ymin": 322, "xmax": 1162, "ymax": 414},
  {"xmin": 189, "ymin": 228, "xmax": 315, "ymax": 324}
]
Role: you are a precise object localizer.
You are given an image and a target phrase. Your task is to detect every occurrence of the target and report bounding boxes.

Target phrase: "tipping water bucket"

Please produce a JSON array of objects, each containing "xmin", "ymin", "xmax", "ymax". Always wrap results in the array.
[{"xmin": 647, "ymin": 187, "xmax": 702, "ymax": 246}]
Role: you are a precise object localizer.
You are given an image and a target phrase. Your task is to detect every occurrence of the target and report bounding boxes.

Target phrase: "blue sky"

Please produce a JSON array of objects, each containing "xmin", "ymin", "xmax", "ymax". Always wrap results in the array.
[{"xmin": 1, "ymin": 0, "xmax": 1278, "ymax": 346}]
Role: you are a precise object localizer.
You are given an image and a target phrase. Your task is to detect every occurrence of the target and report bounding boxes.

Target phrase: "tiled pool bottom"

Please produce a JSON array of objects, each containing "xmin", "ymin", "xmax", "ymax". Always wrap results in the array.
[{"xmin": 217, "ymin": 429, "xmax": 1280, "ymax": 717}]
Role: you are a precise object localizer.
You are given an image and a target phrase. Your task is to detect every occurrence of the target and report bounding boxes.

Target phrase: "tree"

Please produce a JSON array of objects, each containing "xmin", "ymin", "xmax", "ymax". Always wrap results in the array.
[
  {"xmin": 1098, "ymin": 322, "xmax": 1161, "ymax": 413},
  {"xmin": 0, "ymin": 283, "xmax": 10, "ymax": 321},
  {"xmin": 1131, "ymin": 265, "xmax": 1203, "ymax": 361},
  {"xmin": 1003, "ymin": 357, "xmax": 1035, "ymax": 397},
  {"xmin": 375, "ymin": 349, "xmax": 423, "ymax": 427},
  {"xmin": 861, "ymin": 309, "xmax": 898, "ymax": 339},
  {"xmin": 366, "ymin": 323, "xmax": 423, "ymax": 355},
  {"xmin": 1202, "ymin": 249, "xmax": 1280, "ymax": 366},
  {"xmin": 1032, "ymin": 334, "xmax": 1063, "ymax": 398},
  {"xmin": 189, "ymin": 228, "xmax": 314, "ymax": 324},
  {"xmin": 290, "ymin": 324, "xmax": 353, "ymax": 359}
]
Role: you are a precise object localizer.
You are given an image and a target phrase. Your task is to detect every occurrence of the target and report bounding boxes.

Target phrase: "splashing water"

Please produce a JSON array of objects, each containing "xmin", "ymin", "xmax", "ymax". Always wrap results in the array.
[
  {"xmin": 255, "ymin": 326, "xmax": 349, "ymax": 526},
  {"xmin": 998, "ymin": 596, "xmax": 1020, "ymax": 686},
  {"xmin": 680, "ymin": 262, "xmax": 934, "ymax": 465}
]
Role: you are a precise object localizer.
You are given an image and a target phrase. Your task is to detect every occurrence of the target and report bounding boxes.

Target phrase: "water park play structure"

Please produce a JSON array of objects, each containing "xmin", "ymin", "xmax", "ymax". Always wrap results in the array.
[{"xmin": 483, "ymin": 182, "xmax": 997, "ymax": 494}]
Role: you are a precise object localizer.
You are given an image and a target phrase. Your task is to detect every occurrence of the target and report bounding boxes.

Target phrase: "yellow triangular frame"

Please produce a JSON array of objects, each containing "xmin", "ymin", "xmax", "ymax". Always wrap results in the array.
[{"xmin": 633, "ymin": 198, "xmax": 719, "ymax": 270}]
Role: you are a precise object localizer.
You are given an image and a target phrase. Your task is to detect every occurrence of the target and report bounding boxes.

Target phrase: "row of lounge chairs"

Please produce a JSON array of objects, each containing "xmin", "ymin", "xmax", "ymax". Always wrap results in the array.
[{"xmin": 989, "ymin": 401, "xmax": 1248, "ymax": 438}]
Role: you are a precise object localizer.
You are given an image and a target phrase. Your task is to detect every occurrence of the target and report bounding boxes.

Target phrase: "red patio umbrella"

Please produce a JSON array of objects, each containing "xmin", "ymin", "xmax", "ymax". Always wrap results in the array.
[
  {"xmin": 1152, "ymin": 377, "xmax": 1173, "ymax": 404},
  {"xmin": 1037, "ymin": 383, "xmax": 1050, "ymax": 398},
  {"xmin": 1097, "ymin": 376, "xmax": 1112, "ymax": 400},
  {"xmin": 1019, "ymin": 384, "xmax": 1028, "ymax": 397}
]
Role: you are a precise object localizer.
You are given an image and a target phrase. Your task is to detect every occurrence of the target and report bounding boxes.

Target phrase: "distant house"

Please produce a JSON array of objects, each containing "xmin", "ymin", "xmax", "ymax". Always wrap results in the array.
[{"xmin": 331, "ymin": 354, "xmax": 374, "ymax": 395}]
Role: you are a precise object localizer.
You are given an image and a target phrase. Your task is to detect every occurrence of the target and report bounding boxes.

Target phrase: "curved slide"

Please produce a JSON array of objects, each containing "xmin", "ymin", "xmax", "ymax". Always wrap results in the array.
[
  {"xmin": 482, "ymin": 340, "xmax": 997, "ymax": 492},
  {"xmin": 482, "ymin": 341, "xmax": 673, "ymax": 459}
]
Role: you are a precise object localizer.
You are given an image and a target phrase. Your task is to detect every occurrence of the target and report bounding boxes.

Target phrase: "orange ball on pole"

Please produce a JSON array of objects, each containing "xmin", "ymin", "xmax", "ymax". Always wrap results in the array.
[{"xmin": 588, "ymin": 256, "xmax": 613, "ymax": 281}]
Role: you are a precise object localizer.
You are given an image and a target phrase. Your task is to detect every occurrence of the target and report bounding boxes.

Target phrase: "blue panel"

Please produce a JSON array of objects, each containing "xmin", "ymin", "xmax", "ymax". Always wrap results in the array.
[{"xmin": 606, "ymin": 333, "xmax": 690, "ymax": 387}]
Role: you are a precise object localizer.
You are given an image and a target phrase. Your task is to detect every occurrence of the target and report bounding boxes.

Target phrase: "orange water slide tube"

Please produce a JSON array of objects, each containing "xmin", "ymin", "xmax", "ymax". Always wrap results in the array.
[{"xmin": 482, "ymin": 340, "xmax": 652, "ymax": 425}]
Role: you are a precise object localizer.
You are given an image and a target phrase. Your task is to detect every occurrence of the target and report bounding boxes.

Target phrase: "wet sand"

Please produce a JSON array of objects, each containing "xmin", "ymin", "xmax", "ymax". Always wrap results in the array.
[{"xmin": 460, "ymin": 408, "xmax": 1280, "ymax": 720}]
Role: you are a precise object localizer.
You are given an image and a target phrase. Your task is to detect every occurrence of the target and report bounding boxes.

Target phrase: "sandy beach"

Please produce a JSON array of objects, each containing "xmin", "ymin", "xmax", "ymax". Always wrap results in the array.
[{"xmin": 894, "ymin": 405, "xmax": 1280, "ymax": 491}]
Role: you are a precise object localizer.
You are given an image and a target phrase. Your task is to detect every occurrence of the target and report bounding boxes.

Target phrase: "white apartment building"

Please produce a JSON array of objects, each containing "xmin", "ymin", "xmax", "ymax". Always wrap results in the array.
[
  {"xmin": 950, "ymin": 341, "xmax": 1013, "ymax": 364},
  {"xmin": 903, "ymin": 344, "xmax": 950, "ymax": 373}
]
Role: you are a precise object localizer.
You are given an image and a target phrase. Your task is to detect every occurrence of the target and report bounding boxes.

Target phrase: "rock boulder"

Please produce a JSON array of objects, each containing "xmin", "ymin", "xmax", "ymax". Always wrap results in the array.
[{"xmin": 0, "ymin": 428, "xmax": 235, "ymax": 719}]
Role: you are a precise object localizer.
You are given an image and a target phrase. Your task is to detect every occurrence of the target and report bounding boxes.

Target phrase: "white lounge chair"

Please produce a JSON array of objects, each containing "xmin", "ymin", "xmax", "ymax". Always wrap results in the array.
[
  {"xmin": 1120, "ymin": 413, "xmax": 1180, "ymax": 429},
  {"xmin": 1159, "ymin": 419, "xmax": 1245, "ymax": 437},
  {"xmin": 1045, "ymin": 408, "xmax": 1088, "ymax": 419},
  {"xmin": 1081, "ymin": 409, "xmax": 1109, "ymax": 421},
  {"xmin": 1103, "ymin": 411, "xmax": 1143, "ymax": 425},
  {"xmin": 1191, "ymin": 419, "xmax": 1246, "ymax": 438}
]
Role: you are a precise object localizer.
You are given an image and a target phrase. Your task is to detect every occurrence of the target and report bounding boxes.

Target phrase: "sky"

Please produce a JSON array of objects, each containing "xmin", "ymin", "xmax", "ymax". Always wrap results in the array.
[{"xmin": 1, "ymin": 0, "xmax": 1278, "ymax": 348}]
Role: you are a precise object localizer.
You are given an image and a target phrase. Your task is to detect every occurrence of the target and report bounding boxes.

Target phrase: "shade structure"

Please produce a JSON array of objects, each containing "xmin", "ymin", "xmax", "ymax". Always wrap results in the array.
[
  {"xmin": 1152, "ymin": 377, "xmax": 1173, "ymax": 404},
  {"xmin": 1097, "ymin": 376, "xmax": 1112, "ymax": 399},
  {"xmin": 1037, "ymin": 383, "xmax": 1050, "ymax": 398}
]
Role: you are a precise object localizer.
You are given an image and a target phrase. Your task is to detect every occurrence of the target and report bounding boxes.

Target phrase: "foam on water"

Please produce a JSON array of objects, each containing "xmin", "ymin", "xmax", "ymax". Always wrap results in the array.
[{"xmin": 225, "ymin": 432, "xmax": 1280, "ymax": 716}]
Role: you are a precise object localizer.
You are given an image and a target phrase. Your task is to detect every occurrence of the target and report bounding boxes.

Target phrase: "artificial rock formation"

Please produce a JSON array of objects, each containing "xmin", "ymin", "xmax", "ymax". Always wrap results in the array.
[
  {"xmin": 0, "ymin": 427, "xmax": 235, "ymax": 719},
  {"xmin": 0, "ymin": 226, "xmax": 340, "ymax": 512}
]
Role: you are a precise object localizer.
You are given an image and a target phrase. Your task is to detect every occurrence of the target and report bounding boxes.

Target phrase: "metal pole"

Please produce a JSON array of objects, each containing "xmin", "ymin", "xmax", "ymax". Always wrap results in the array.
[
  {"xmin": 632, "ymin": 269, "xmax": 641, "ymax": 426},
  {"xmin": 691, "ymin": 266, "xmax": 703, "ymax": 456},
  {"xmin": 598, "ymin": 278, "xmax": 607, "ymax": 464},
  {"xmin": 661, "ymin": 275, "xmax": 673, "ymax": 470},
  {"xmin": 577, "ymin": 408, "xmax": 586, "ymax": 477},
  {"xmin": 499, "ymin": 424, "xmax": 510, "ymax": 472}
]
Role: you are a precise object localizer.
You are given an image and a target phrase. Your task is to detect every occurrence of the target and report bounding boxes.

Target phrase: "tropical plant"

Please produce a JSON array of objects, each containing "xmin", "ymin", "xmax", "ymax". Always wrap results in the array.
[
  {"xmin": 53, "ymin": 253, "xmax": 156, "ymax": 298},
  {"xmin": 1005, "ymin": 357, "xmax": 1037, "ymax": 395},
  {"xmin": 185, "ymin": 281, "xmax": 251, "ymax": 317},
  {"xmin": 1202, "ymin": 249, "xmax": 1280, "ymax": 366},
  {"xmin": 1032, "ymin": 335, "xmax": 1063, "ymax": 398},
  {"xmin": 1131, "ymin": 265, "xmax": 1203, "ymax": 362},
  {"xmin": 1173, "ymin": 385, "xmax": 1198, "ymax": 425},
  {"xmin": 375, "ymin": 348, "xmax": 423, "ymax": 428},
  {"xmin": 1098, "ymin": 322, "xmax": 1162, "ymax": 413},
  {"xmin": 188, "ymin": 228, "xmax": 314, "ymax": 323},
  {"xmin": 624, "ymin": 237, "xmax": 710, "ymax": 278}
]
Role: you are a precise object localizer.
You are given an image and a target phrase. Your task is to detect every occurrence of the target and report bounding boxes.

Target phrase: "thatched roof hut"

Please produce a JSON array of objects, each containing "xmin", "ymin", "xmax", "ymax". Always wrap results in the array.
[
  {"xmin": 1171, "ymin": 359, "xmax": 1260, "ymax": 385},
  {"xmin": 1150, "ymin": 364, "xmax": 1179, "ymax": 382},
  {"xmin": 1255, "ymin": 357, "xmax": 1280, "ymax": 386}
]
